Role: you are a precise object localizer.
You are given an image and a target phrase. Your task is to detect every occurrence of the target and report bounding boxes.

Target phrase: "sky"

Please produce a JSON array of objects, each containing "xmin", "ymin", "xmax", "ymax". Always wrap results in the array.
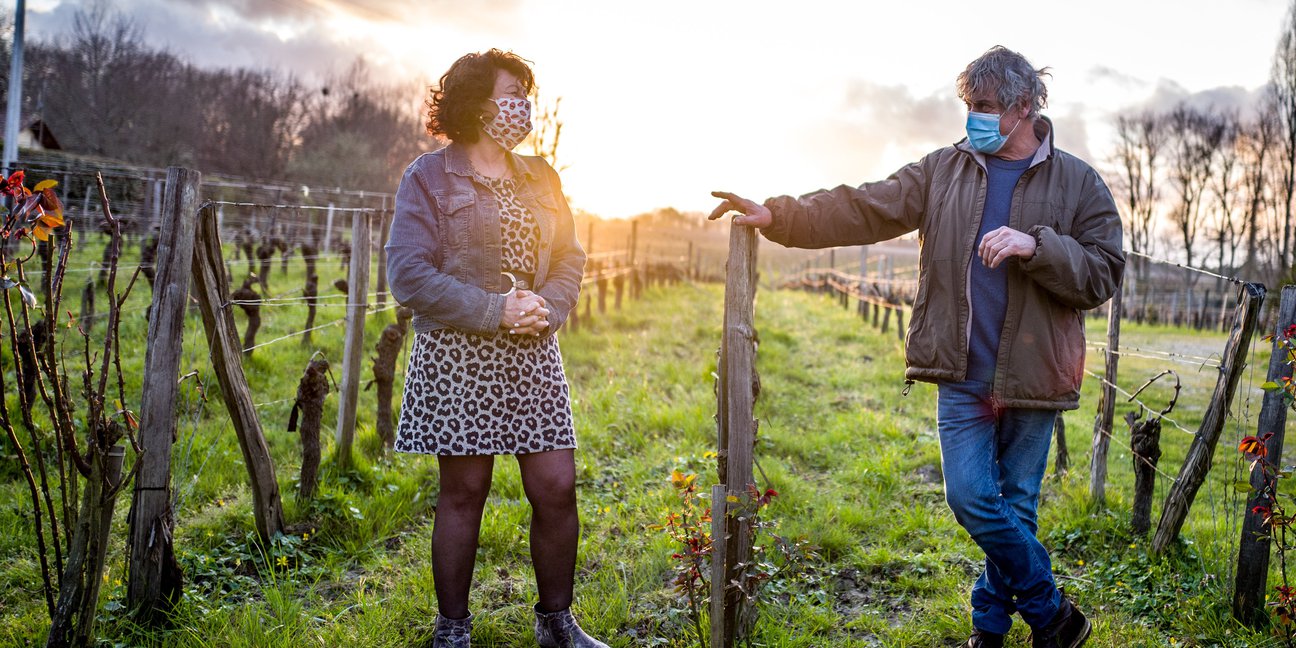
[{"xmin": 23, "ymin": 0, "xmax": 1295, "ymax": 219}]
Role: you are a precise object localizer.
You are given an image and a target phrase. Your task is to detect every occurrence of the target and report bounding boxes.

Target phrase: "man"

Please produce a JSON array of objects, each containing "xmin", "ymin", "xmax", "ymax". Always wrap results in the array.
[{"xmin": 710, "ymin": 46, "xmax": 1122, "ymax": 648}]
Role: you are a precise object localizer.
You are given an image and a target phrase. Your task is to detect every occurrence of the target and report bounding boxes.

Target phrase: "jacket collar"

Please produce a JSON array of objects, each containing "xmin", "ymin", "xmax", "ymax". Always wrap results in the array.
[
  {"xmin": 443, "ymin": 141, "xmax": 542, "ymax": 181},
  {"xmin": 956, "ymin": 115, "xmax": 1055, "ymax": 169}
]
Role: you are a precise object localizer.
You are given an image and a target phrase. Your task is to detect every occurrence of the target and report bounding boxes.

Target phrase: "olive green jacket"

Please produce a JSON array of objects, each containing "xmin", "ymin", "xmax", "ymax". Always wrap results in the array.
[{"xmin": 761, "ymin": 118, "xmax": 1124, "ymax": 410}]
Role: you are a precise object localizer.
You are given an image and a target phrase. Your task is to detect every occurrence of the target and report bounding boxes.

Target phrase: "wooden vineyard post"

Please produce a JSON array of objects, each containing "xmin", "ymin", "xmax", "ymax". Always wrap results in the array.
[
  {"xmin": 712, "ymin": 222, "xmax": 758, "ymax": 648},
  {"xmin": 126, "ymin": 167, "xmax": 199, "ymax": 623},
  {"xmin": 1233, "ymin": 285, "xmax": 1296, "ymax": 625},
  {"xmin": 1090, "ymin": 279, "xmax": 1123, "ymax": 506},
  {"xmin": 191, "ymin": 204, "xmax": 285, "ymax": 542},
  {"xmin": 335, "ymin": 210, "xmax": 372, "ymax": 467},
  {"xmin": 1153, "ymin": 283, "xmax": 1266, "ymax": 554},
  {"xmin": 375, "ymin": 200, "xmax": 389, "ymax": 309}
]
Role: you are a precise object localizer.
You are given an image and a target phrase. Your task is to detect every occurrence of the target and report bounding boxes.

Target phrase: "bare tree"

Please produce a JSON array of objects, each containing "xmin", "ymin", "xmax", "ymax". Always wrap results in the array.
[
  {"xmin": 288, "ymin": 58, "xmax": 426, "ymax": 191},
  {"xmin": 1206, "ymin": 109, "xmax": 1242, "ymax": 278},
  {"xmin": 1238, "ymin": 92, "xmax": 1279, "ymax": 281},
  {"xmin": 1112, "ymin": 110, "xmax": 1164, "ymax": 283},
  {"xmin": 1272, "ymin": 0, "xmax": 1296, "ymax": 274},
  {"xmin": 1165, "ymin": 103, "xmax": 1222, "ymax": 274},
  {"xmin": 529, "ymin": 88, "xmax": 566, "ymax": 171}
]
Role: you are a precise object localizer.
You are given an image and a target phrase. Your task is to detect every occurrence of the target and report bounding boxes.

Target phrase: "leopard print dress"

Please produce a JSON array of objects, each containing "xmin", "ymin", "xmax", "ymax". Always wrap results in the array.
[{"xmin": 394, "ymin": 174, "xmax": 576, "ymax": 456}]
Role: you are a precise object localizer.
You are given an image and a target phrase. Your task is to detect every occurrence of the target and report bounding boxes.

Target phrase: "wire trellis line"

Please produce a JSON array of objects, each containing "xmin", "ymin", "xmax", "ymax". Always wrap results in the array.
[
  {"xmin": 240, "ymin": 318, "xmax": 345, "ymax": 353},
  {"xmin": 1078, "ymin": 368, "xmax": 1207, "ymax": 438},
  {"xmin": 1087, "ymin": 342, "xmax": 1222, "ymax": 369},
  {"xmin": 205, "ymin": 200, "xmax": 384, "ymax": 214},
  {"xmin": 238, "ymin": 302, "xmax": 402, "ymax": 353},
  {"xmin": 1124, "ymin": 249, "xmax": 1245, "ymax": 285}
]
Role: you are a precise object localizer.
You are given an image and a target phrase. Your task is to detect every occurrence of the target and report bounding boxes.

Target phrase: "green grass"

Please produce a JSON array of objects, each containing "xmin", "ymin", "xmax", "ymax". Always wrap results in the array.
[{"xmin": 0, "ymin": 240, "xmax": 1289, "ymax": 646}]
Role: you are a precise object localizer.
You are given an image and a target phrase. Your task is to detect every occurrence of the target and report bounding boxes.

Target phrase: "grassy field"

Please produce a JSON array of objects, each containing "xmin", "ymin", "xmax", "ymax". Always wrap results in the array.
[{"xmin": 0, "ymin": 239, "xmax": 1286, "ymax": 646}]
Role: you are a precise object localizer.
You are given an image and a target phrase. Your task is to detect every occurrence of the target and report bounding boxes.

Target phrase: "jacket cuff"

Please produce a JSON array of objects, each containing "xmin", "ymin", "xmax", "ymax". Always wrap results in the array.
[
  {"xmin": 760, "ymin": 196, "xmax": 791, "ymax": 244},
  {"xmin": 480, "ymin": 291, "xmax": 505, "ymax": 334},
  {"xmin": 1022, "ymin": 224, "xmax": 1055, "ymax": 270}
]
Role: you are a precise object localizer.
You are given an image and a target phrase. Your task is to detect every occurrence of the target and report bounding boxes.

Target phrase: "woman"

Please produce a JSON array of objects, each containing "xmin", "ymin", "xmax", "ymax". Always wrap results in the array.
[{"xmin": 387, "ymin": 49, "xmax": 605, "ymax": 648}]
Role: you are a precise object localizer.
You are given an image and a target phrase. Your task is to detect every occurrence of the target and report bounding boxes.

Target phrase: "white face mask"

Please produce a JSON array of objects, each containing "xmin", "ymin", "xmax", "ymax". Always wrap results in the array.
[{"xmin": 483, "ymin": 97, "xmax": 532, "ymax": 151}]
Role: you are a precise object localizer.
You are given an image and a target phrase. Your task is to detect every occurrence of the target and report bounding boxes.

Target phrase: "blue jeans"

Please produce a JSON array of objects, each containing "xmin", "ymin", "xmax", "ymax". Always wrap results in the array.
[{"xmin": 937, "ymin": 379, "xmax": 1061, "ymax": 634}]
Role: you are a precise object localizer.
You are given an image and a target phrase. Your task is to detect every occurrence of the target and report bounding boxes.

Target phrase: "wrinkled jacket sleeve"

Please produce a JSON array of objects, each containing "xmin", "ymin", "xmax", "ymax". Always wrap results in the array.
[
  {"xmin": 759, "ymin": 156, "xmax": 930, "ymax": 249},
  {"xmin": 1020, "ymin": 168, "xmax": 1125, "ymax": 310},
  {"xmin": 385, "ymin": 160, "xmax": 505, "ymax": 335},
  {"xmin": 536, "ymin": 163, "xmax": 586, "ymax": 337}
]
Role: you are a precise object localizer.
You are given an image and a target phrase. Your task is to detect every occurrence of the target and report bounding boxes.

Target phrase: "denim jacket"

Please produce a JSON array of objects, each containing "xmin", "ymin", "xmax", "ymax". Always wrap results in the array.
[{"xmin": 386, "ymin": 143, "xmax": 586, "ymax": 337}]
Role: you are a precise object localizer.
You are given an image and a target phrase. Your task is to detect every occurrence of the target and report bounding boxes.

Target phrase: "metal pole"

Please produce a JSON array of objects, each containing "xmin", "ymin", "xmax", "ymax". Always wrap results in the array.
[{"xmin": 3, "ymin": 0, "xmax": 26, "ymax": 175}]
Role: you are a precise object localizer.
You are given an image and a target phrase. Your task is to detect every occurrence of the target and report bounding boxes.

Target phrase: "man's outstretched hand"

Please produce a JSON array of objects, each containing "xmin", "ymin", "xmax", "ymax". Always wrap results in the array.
[{"xmin": 709, "ymin": 191, "xmax": 772, "ymax": 228}]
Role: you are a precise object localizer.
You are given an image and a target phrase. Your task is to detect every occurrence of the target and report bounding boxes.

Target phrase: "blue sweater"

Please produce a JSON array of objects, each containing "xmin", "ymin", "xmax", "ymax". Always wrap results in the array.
[{"xmin": 966, "ymin": 155, "xmax": 1032, "ymax": 383}]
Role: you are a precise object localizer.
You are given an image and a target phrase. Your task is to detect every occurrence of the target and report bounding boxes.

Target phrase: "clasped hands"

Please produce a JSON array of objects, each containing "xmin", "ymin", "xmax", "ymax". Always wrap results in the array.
[{"xmin": 501, "ymin": 289, "xmax": 550, "ymax": 336}]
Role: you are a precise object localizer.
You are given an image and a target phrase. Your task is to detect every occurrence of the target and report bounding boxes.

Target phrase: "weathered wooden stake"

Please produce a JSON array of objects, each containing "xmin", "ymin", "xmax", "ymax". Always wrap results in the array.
[
  {"xmin": 126, "ymin": 166, "xmax": 198, "ymax": 623},
  {"xmin": 1090, "ymin": 279, "xmax": 1123, "ymax": 506},
  {"xmin": 376, "ymin": 206, "xmax": 389, "ymax": 309},
  {"xmin": 713, "ymin": 222, "xmax": 758, "ymax": 647},
  {"xmin": 1153, "ymin": 283, "xmax": 1266, "ymax": 554},
  {"xmin": 335, "ymin": 211, "xmax": 372, "ymax": 467},
  {"xmin": 191, "ymin": 205, "xmax": 285, "ymax": 542},
  {"xmin": 1233, "ymin": 285, "xmax": 1296, "ymax": 625}
]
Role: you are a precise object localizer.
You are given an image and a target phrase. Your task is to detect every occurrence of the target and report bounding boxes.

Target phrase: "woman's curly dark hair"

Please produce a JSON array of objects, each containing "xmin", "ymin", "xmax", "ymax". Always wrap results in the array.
[{"xmin": 426, "ymin": 49, "xmax": 535, "ymax": 143}]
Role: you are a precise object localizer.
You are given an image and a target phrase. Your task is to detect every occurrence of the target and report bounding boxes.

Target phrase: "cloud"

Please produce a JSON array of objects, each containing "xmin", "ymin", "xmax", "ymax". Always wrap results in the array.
[
  {"xmin": 1086, "ymin": 64, "xmax": 1144, "ymax": 89},
  {"xmin": 797, "ymin": 81, "xmax": 964, "ymax": 184},
  {"xmin": 1050, "ymin": 109, "xmax": 1092, "ymax": 162},
  {"xmin": 27, "ymin": 0, "xmax": 525, "ymax": 81}
]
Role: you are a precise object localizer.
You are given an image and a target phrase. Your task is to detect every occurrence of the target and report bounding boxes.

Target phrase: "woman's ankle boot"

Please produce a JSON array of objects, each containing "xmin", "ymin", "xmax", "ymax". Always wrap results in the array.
[
  {"xmin": 432, "ymin": 613, "xmax": 472, "ymax": 648},
  {"xmin": 533, "ymin": 605, "xmax": 609, "ymax": 648}
]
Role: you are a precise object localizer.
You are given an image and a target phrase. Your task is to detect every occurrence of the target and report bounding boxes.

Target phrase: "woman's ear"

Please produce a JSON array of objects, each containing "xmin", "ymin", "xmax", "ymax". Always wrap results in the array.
[{"xmin": 479, "ymin": 98, "xmax": 500, "ymax": 123}]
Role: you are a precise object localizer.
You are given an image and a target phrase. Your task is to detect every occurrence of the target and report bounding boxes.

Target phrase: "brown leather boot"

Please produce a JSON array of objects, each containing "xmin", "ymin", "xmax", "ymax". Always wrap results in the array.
[
  {"xmin": 1029, "ymin": 594, "xmax": 1091, "ymax": 648},
  {"xmin": 964, "ymin": 628, "xmax": 1005, "ymax": 647},
  {"xmin": 432, "ymin": 613, "xmax": 472, "ymax": 648},
  {"xmin": 533, "ymin": 605, "xmax": 609, "ymax": 648}
]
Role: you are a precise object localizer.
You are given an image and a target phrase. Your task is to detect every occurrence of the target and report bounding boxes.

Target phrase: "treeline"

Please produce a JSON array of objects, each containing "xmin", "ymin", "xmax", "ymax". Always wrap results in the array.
[
  {"xmin": 1107, "ymin": 3, "xmax": 1296, "ymax": 288},
  {"xmin": 0, "ymin": 4, "xmax": 429, "ymax": 192}
]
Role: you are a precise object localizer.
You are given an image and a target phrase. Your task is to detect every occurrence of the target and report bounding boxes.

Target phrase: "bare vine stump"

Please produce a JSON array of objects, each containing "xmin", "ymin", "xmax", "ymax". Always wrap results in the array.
[
  {"xmin": 273, "ymin": 235, "xmax": 289, "ymax": 275},
  {"xmin": 140, "ymin": 232, "xmax": 159, "ymax": 290},
  {"xmin": 230, "ymin": 280, "xmax": 262, "ymax": 356},
  {"xmin": 256, "ymin": 241, "xmax": 274, "ymax": 294},
  {"xmin": 79, "ymin": 279, "xmax": 94, "ymax": 327},
  {"xmin": 237, "ymin": 228, "xmax": 255, "ymax": 274},
  {"xmin": 1128, "ymin": 410, "xmax": 1163, "ymax": 535},
  {"xmin": 370, "ymin": 307, "xmax": 412, "ymax": 450},
  {"xmin": 289, "ymin": 358, "xmax": 330, "ymax": 500},
  {"xmin": 1053, "ymin": 413, "xmax": 1069, "ymax": 475},
  {"xmin": 302, "ymin": 274, "xmax": 319, "ymax": 347},
  {"xmin": 300, "ymin": 242, "xmax": 318, "ymax": 279}
]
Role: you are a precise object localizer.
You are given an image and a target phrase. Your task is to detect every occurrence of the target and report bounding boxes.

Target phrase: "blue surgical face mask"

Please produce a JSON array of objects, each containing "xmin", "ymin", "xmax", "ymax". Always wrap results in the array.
[{"xmin": 965, "ymin": 110, "xmax": 1021, "ymax": 154}]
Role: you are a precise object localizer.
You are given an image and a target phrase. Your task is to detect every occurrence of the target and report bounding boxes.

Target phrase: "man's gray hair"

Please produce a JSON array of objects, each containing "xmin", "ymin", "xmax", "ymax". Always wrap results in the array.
[{"xmin": 956, "ymin": 46, "xmax": 1051, "ymax": 119}]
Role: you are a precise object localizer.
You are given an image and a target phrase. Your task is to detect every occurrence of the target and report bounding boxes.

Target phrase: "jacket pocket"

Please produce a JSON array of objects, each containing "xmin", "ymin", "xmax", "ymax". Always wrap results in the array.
[{"xmin": 433, "ymin": 191, "xmax": 477, "ymax": 252}]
